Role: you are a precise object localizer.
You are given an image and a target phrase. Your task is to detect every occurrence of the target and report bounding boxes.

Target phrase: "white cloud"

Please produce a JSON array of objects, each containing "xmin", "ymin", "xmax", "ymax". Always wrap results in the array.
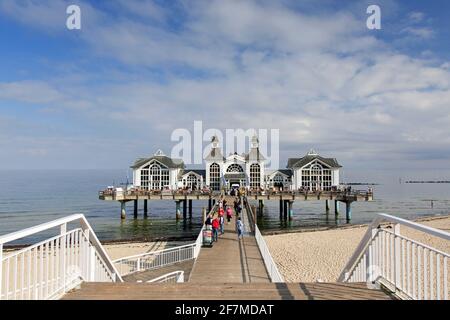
[
  {"xmin": 408, "ymin": 11, "xmax": 425, "ymax": 23},
  {"xmin": 1, "ymin": 0, "xmax": 450, "ymax": 169},
  {"xmin": 401, "ymin": 26, "xmax": 434, "ymax": 39}
]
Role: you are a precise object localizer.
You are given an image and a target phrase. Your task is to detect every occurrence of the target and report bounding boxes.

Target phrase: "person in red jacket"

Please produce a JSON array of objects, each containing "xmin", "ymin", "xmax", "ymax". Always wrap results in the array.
[{"xmin": 212, "ymin": 217, "xmax": 220, "ymax": 242}]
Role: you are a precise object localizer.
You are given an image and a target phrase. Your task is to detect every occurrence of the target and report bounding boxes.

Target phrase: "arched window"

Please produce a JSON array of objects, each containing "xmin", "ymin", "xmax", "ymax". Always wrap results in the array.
[
  {"xmin": 209, "ymin": 163, "xmax": 220, "ymax": 191},
  {"xmin": 187, "ymin": 173, "xmax": 199, "ymax": 189},
  {"xmin": 226, "ymin": 164, "xmax": 244, "ymax": 173},
  {"xmin": 310, "ymin": 164, "xmax": 322, "ymax": 191},
  {"xmin": 250, "ymin": 163, "xmax": 260, "ymax": 189},
  {"xmin": 139, "ymin": 162, "xmax": 169, "ymax": 190},
  {"xmin": 149, "ymin": 164, "xmax": 161, "ymax": 190}
]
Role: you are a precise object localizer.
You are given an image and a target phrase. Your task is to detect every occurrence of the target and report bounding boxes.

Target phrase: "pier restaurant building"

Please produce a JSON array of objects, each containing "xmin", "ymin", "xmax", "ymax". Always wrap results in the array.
[{"xmin": 131, "ymin": 137, "xmax": 341, "ymax": 191}]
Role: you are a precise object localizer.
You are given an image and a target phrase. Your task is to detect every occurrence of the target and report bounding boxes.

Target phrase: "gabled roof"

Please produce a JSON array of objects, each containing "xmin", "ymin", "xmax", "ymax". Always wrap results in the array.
[
  {"xmin": 205, "ymin": 147, "xmax": 225, "ymax": 161},
  {"xmin": 182, "ymin": 169, "xmax": 206, "ymax": 178},
  {"xmin": 225, "ymin": 152, "xmax": 246, "ymax": 162},
  {"xmin": 131, "ymin": 155, "xmax": 184, "ymax": 169},
  {"xmin": 287, "ymin": 155, "xmax": 341, "ymax": 169},
  {"xmin": 267, "ymin": 169, "xmax": 293, "ymax": 177}
]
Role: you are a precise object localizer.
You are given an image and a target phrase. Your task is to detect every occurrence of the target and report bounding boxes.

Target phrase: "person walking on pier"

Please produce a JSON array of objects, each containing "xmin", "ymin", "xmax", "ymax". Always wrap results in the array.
[
  {"xmin": 226, "ymin": 206, "xmax": 232, "ymax": 223},
  {"xmin": 236, "ymin": 217, "xmax": 244, "ymax": 240},
  {"xmin": 212, "ymin": 216, "xmax": 219, "ymax": 242},
  {"xmin": 205, "ymin": 214, "xmax": 212, "ymax": 226},
  {"xmin": 219, "ymin": 214, "xmax": 225, "ymax": 235}
]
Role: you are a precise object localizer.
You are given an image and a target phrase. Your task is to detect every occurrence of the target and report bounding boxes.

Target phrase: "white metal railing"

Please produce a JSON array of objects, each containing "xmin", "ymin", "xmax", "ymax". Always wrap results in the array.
[
  {"xmin": 113, "ymin": 244, "xmax": 196, "ymax": 277},
  {"xmin": 147, "ymin": 271, "xmax": 184, "ymax": 283},
  {"xmin": 245, "ymin": 200, "xmax": 284, "ymax": 283},
  {"xmin": 339, "ymin": 213, "xmax": 449, "ymax": 300},
  {"xmin": 114, "ymin": 204, "xmax": 217, "ymax": 277},
  {"xmin": 0, "ymin": 214, "xmax": 121, "ymax": 300}
]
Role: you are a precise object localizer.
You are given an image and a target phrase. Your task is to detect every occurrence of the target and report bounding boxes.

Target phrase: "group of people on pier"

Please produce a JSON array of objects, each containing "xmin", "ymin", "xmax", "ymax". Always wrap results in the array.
[{"xmin": 204, "ymin": 197, "xmax": 245, "ymax": 243}]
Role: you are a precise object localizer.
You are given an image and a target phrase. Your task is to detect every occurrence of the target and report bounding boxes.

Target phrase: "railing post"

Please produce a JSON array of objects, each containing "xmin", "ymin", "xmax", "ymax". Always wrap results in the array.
[
  {"xmin": 366, "ymin": 228, "xmax": 377, "ymax": 283},
  {"xmin": 89, "ymin": 246, "xmax": 96, "ymax": 281},
  {"xmin": 0, "ymin": 244, "xmax": 3, "ymax": 300},
  {"xmin": 136, "ymin": 258, "xmax": 141, "ymax": 272},
  {"xmin": 60, "ymin": 224, "xmax": 67, "ymax": 293},
  {"xmin": 394, "ymin": 224, "xmax": 401, "ymax": 291}
]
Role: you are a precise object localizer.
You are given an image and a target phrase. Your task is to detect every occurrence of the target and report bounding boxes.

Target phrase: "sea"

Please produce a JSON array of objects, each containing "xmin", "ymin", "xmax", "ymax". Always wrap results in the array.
[{"xmin": 1, "ymin": 169, "xmax": 449, "ymax": 245}]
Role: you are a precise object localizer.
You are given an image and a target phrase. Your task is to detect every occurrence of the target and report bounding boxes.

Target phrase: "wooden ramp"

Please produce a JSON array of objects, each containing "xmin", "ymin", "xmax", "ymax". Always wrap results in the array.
[
  {"xmin": 63, "ymin": 282, "xmax": 394, "ymax": 300},
  {"xmin": 188, "ymin": 208, "xmax": 270, "ymax": 283}
]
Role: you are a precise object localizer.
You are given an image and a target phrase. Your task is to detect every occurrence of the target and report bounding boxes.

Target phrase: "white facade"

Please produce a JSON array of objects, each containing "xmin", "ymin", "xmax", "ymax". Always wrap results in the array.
[
  {"xmin": 132, "ymin": 150, "xmax": 184, "ymax": 190},
  {"xmin": 131, "ymin": 145, "xmax": 341, "ymax": 191},
  {"xmin": 288, "ymin": 150, "xmax": 341, "ymax": 191},
  {"xmin": 204, "ymin": 135, "xmax": 266, "ymax": 191}
]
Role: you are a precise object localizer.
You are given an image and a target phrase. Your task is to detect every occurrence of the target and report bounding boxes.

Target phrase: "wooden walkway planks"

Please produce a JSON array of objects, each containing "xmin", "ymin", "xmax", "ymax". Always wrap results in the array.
[
  {"xmin": 63, "ymin": 282, "xmax": 394, "ymax": 300},
  {"xmin": 188, "ymin": 208, "xmax": 270, "ymax": 283}
]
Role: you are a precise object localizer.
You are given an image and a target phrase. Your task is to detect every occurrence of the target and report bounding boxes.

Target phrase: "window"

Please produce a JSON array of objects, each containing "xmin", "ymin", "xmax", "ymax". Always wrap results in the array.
[
  {"xmin": 209, "ymin": 163, "xmax": 220, "ymax": 191},
  {"xmin": 141, "ymin": 167, "xmax": 149, "ymax": 189},
  {"xmin": 250, "ymin": 163, "xmax": 260, "ymax": 189},
  {"xmin": 186, "ymin": 173, "xmax": 200, "ymax": 189},
  {"xmin": 226, "ymin": 164, "xmax": 244, "ymax": 173},
  {"xmin": 300, "ymin": 161, "xmax": 332, "ymax": 191},
  {"xmin": 140, "ymin": 162, "xmax": 170, "ymax": 190},
  {"xmin": 273, "ymin": 173, "xmax": 284, "ymax": 187}
]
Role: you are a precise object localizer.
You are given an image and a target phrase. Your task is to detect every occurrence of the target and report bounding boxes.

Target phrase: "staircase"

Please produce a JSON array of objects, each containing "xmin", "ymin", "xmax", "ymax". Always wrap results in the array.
[{"xmin": 63, "ymin": 282, "xmax": 394, "ymax": 300}]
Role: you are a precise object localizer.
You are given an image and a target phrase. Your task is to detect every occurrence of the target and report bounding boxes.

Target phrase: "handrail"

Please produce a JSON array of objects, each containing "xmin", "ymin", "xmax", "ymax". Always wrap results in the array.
[
  {"xmin": 112, "ymin": 243, "xmax": 196, "ymax": 263},
  {"xmin": 244, "ymin": 199, "xmax": 284, "ymax": 283},
  {"xmin": 339, "ymin": 213, "xmax": 450, "ymax": 300},
  {"xmin": 0, "ymin": 214, "xmax": 84, "ymax": 245},
  {"xmin": 114, "ymin": 203, "xmax": 218, "ymax": 277},
  {"xmin": 338, "ymin": 213, "xmax": 450, "ymax": 282},
  {"xmin": 1, "ymin": 214, "xmax": 122, "ymax": 300}
]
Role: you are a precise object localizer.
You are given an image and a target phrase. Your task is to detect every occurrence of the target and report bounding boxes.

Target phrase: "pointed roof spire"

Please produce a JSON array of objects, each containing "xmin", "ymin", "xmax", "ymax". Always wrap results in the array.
[
  {"xmin": 154, "ymin": 149, "xmax": 166, "ymax": 156},
  {"xmin": 251, "ymin": 134, "xmax": 259, "ymax": 148}
]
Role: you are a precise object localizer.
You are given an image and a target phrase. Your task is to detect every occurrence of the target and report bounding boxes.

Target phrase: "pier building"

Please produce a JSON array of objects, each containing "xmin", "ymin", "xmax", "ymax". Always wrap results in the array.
[
  {"xmin": 287, "ymin": 149, "xmax": 341, "ymax": 191},
  {"xmin": 102, "ymin": 135, "xmax": 371, "ymax": 222},
  {"xmin": 130, "ymin": 136, "xmax": 340, "ymax": 192}
]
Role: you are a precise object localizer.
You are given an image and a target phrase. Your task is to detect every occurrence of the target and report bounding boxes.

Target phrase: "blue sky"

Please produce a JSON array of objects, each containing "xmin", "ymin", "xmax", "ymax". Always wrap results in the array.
[{"xmin": 0, "ymin": 0, "xmax": 450, "ymax": 171}]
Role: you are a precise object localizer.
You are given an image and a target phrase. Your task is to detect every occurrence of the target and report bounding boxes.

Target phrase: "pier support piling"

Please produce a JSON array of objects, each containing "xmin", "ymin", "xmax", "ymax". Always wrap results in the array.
[
  {"xmin": 144, "ymin": 200, "xmax": 148, "ymax": 217},
  {"xmin": 120, "ymin": 201, "xmax": 126, "ymax": 220},
  {"xmin": 134, "ymin": 200, "xmax": 138, "ymax": 218},
  {"xmin": 288, "ymin": 201, "xmax": 294, "ymax": 220},
  {"xmin": 258, "ymin": 200, "xmax": 264, "ymax": 215},
  {"xmin": 325, "ymin": 200, "xmax": 330, "ymax": 213},
  {"xmin": 346, "ymin": 202, "xmax": 352, "ymax": 222},
  {"xmin": 175, "ymin": 200, "xmax": 181, "ymax": 220},
  {"xmin": 188, "ymin": 199, "xmax": 193, "ymax": 219},
  {"xmin": 202, "ymin": 207, "xmax": 206, "ymax": 223},
  {"xmin": 334, "ymin": 200, "xmax": 340, "ymax": 216},
  {"xmin": 183, "ymin": 200, "xmax": 187, "ymax": 220},
  {"xmin": 283, "ymin": 200, "xmax": 288, "ymax": 220},
  {"xmin": 279, "ymin": 199, "xmax": 283, "ymax": 219}
]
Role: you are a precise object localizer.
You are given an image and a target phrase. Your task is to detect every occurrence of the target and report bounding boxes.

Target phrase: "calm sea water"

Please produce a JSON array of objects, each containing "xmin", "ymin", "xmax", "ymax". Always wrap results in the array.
[{"xmin": 1, "ymin": 169, "xmax": 449, "ymax": 244}]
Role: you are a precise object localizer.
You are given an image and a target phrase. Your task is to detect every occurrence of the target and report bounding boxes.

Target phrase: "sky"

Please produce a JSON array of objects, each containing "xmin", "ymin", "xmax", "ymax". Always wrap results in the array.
[{"xmin": 0, "ymin": 0, "xmax": 450, "ymax": 172}]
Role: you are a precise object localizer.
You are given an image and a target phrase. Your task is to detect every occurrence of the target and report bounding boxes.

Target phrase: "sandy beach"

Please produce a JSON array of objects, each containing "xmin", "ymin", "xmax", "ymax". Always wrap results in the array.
[
  {"xmin": 101, "ymin": 214, "xmax": 450, "ymax": 284},
  {"xmin": 264, "ymin": 215, "xmax": 450, "ymax": 282}
]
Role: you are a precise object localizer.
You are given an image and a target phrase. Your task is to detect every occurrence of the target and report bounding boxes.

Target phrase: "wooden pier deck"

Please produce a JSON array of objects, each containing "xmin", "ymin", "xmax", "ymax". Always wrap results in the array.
[
  {"xmin": 188, "ymin": 209, "xmax": 270, "ymax": 283},
  {"xmin": 62, "ymin": 197, "xmax": 394, "ymax": 300},
  {"xmin": 98, "ymin": 190, "xmax": 373, "ymax": 202}
]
